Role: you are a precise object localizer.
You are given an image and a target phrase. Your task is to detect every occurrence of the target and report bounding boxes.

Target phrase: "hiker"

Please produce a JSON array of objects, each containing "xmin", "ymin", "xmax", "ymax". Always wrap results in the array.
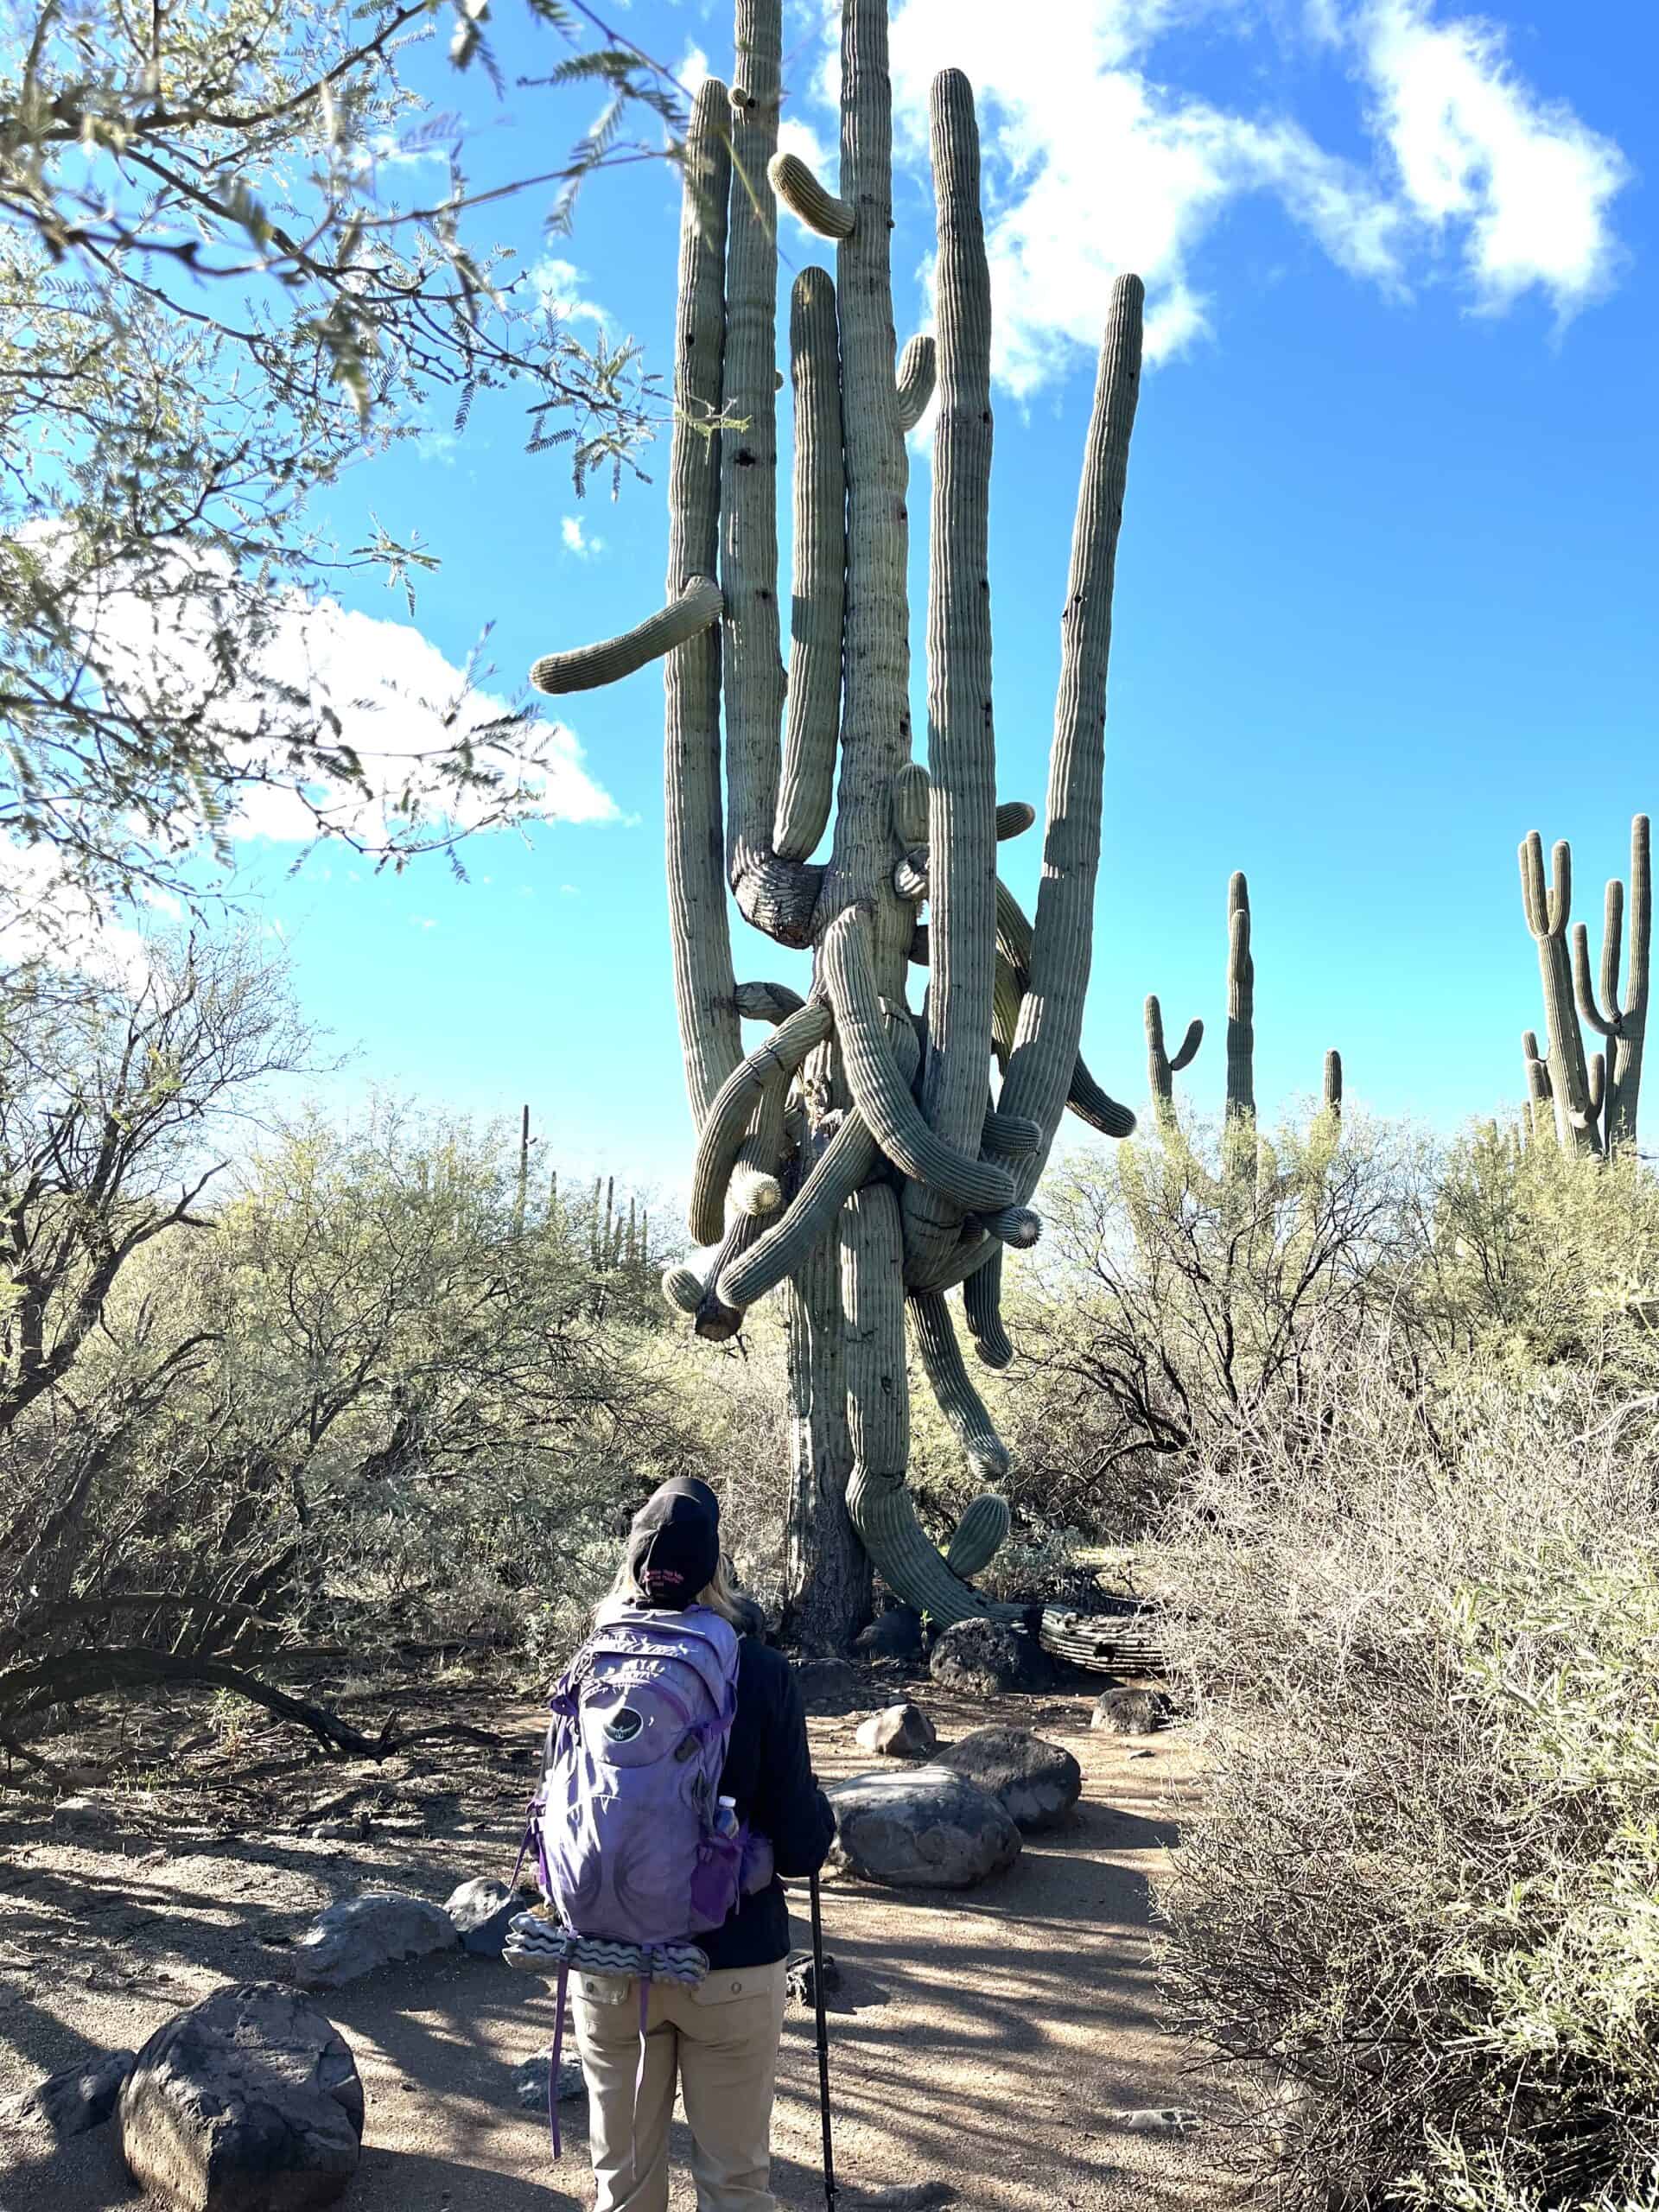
[{"xmin": 513, "ymin": 1476, "xmax": 836, "ymax": 2212}]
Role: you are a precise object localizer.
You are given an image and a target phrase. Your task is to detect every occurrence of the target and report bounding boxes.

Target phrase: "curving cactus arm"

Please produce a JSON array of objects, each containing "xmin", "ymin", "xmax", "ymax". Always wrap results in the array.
[
  {"xmin": 734, "ymin": 980, "xmax": 805, "ymax": 1022},
  {"xmin": 822, "ymin": 908, "xmax": 1017, "ymax": 1214},
  {"xmin": 1569, "ymin": 814, "xmax": 1649, "ymax": 1154},
  {"xmin": 1146, "ymin": 993, "xmax": 1204, "ymax": 1133},
  {"xmin": 718, "ymin": 1108, "xmax": 876, "ymax": 1310},
  {"xmin": 911, "ymin": 1289, "xmax": 1010, "ymax": 1480},
  {"xmin": 982, "ymin": 1107, "xmax": 1039, "ymax": 1154},
  {"xmin": 945, "ymin": 1491, "xmax": 1011, "ymax": 1579},
  {"xmin": 905, "ymin": 66, "xmax": 1001, "ymax": 1287},
  {"xmin": 688, "ymin": 1001, "xmax": 831, "ymax": 1243},
  {"xmin": 895, "ymin": 334, "xmax": 936, "ymax": 430},
  {"xmin": 995, "ymin": 800, "xmax": 1035, "ymax": 840},
  {"xmin": 728, "ymin": 1059, "xmax": 790, "ymax": 1218},
  {"xmin": 533, "ymin": 576, "xmax": 723, "ymax": 696},
  {"xmin": 768, "ymin": 149, "xmax": 855, "ymax": 238},
  {"xmin": 695, "ymin": 1211, "xmax": 767, "ymax": 1342},
  {"xmin": 1522, "ymin": 1027, "xmax": 1554, "ymax": 1143},
  {"xmin": 994, "ymin": 881, "xmax": 1135, "ymax": 1138},
  {"xmin": 1520, "ymin": 831, "xmax": 1599, "ymax": 1155},
  {"xmin": 774, "ymin": 269, "xmax": 845, "ymax": 862},
  {"xmin": 963, "ymin": 1244, "xmax": 1014, "ymax": 1369}
]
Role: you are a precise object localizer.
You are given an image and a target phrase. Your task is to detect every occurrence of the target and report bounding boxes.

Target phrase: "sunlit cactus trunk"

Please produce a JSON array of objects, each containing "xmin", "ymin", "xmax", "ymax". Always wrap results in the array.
[{"xmin": 530, "ymin": 0, "xmax": 1146, "ymax": 1649}]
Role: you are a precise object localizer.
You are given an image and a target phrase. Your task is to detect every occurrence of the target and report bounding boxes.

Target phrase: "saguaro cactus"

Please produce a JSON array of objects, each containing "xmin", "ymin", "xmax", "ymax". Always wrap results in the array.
[
  {"xmin": 530, "ymin": 0, "xmax": 1143, "ymax": 1645},
  {"xmin": 1572, "ymin": 814, "xmax": 1649, "ymax": 1155},
  {"xmin": 1145, "ymin": 869, "xmax": 1340, "ymax": 1155}
]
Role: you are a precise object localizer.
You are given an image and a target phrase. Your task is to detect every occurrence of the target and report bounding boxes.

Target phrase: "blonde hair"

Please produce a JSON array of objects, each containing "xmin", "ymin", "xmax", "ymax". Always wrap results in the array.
[{"xmin": 609, "ymin": 1547, "xmax": 743, "ymax": 1628}]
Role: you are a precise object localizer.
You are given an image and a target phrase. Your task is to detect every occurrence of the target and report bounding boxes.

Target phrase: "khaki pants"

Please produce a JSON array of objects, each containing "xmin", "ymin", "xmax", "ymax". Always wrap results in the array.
[{"xmin": 571, "ymin": 1962, "xmax": 788, "ymax": 2212}]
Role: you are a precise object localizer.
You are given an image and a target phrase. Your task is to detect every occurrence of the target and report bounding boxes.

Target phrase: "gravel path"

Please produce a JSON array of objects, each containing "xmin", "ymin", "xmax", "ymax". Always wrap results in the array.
[{"xmin": 0, "ymin": 1679, "xmax": 1219, "ymax": 2212}]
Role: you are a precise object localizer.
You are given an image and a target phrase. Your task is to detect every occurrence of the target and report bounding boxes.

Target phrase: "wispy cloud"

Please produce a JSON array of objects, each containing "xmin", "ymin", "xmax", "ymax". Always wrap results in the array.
[
  {"xmin": 780, "ymin": 0, "xmax": 1630, "ymax": 394},
  {"xmin": 531, "ymin": 255, "xmax": 615, "ymax": 328},
  {"xmin": 562, "ymin": 514, "xmax": 607, "ymax": 560}
]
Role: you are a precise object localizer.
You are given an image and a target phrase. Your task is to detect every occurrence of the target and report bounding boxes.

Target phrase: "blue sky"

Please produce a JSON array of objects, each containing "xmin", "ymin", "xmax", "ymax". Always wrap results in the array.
[{"xmin": 225, "ymin": 0, "xmax": 1655, "ymax": 1194}]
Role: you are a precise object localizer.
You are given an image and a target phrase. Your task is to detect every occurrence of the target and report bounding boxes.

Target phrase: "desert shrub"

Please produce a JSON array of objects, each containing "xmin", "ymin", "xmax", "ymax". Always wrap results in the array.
[
  {"xmin": 1002, "ymin": 1110, "xmax": 1433, "ymax": 1538},
  {"xmin": 1158, "ymin": 1322, "xmax": 1659, "ymax": 2211}
]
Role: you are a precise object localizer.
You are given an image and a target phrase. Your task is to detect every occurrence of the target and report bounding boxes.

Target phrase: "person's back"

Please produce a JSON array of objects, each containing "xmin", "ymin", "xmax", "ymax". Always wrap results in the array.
[{"xmin": 542, "ymin": 1478, "xmax": 835, "ymax": 2212}]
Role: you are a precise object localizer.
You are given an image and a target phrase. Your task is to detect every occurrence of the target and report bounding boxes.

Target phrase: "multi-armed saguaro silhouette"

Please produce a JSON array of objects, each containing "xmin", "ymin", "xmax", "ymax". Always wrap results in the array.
[
  {"xmin": 531, "ymin": 0, "xmax": 1143, "ymax": 1646},
  {"xmin": 1519, "ymin": 815, "xmax": 1649, "ymax": 1157}
]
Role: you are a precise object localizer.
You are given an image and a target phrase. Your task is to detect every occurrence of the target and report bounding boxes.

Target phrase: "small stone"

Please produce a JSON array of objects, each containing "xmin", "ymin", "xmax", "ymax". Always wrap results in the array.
[
  {"xmin": 936, "ymin": 1726, "xmax": 1082, "ymax": 1834},
  {"xmin": 0, "ymin": 2050, "xmax": 135, "ymax": 2139},
  {"xmin": 854, "ymin": 1703, "xmax": 938, "ymax": 1759},
  {"xmin": 118, "ymin": 1982, "xmax": 363, "ymax": 2209},
  {"xmin": 1091, "ymin": 1688, "xmax": 1169, "ymax": 1737},
  {"xmin": 785, "ymin": 1951, "xmax": 842, "ymax": 2005},
  {"xmin": 293, "ymin": 1891, "xmax": 459, "ymax": 1992},
  {"xmin": 1112, "ymin": 2107, "xmax": 1200, "ymax": 2136},
  {"xmin": 513, "ymin": 2051, "xmax": 586, "ymax": 2109},
  {"xmin": 827, "ymin": 1767, "xmax": 1020, "ymax": 1890},
  {"xmin": 1127, "ymin": 1746, "xmax": 1155, "ymax": 1760},
  {"xmin": 445, "ymin": 1877, "xmax": 517, "ymax": 1957}
]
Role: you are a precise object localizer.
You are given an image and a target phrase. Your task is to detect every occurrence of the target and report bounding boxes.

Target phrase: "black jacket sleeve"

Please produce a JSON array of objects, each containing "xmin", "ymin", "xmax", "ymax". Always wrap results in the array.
[{"xmin": 752, "ymin": 1654, "xmax": 835, "ymax": 1878}]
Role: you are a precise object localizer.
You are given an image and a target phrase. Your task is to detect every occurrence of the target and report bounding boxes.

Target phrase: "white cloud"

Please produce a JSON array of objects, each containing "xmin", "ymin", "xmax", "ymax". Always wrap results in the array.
[
  {"xmin": 846, "ymin": 0, "xmax": 1630, "ymax": 394},
  {"xmin": 677, "ymin": 43, "xmax": 711, "ymax": 97},
  {"xmin": 562, "ymin": 514, "xmax": 607, "ymax": 560},
  {"xmin": 226, "ymin": 599, "xmax": 622, "ymax": 846},
  {"xmin": 1358, "ymin": 0, "xmax": 1629, "ymax": 313},
  {"xmin": 531, "ymin": 256, "xmax": 614, "ymax": 328}
]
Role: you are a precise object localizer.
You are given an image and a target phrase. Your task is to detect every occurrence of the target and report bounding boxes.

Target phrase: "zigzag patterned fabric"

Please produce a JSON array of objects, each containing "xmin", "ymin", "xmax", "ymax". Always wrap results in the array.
[{"xmin": 504, "ymin": 1911, "xmax": 709, "ymax": 1986}]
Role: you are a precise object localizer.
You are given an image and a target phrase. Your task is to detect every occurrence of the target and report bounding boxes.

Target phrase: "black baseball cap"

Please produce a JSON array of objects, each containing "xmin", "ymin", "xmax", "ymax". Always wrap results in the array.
[{"xmin": 626, "ymin": 1478, "xmax": 721, "ymax": 1608}]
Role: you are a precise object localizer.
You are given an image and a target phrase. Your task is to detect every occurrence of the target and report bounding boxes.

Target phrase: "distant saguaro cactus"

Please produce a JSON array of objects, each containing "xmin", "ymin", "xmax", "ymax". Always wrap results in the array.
[
  {"xmin": 1145, "ymin": 869, "xmax": 1341, "ymax": 1166},
  {"xmin": 529, "ymin": 0, "xmax": 1144, "ymax": 1646},
  {"xmin": 1519, "ymin": 816, "xmax": 1649, "ymax": 1156}
]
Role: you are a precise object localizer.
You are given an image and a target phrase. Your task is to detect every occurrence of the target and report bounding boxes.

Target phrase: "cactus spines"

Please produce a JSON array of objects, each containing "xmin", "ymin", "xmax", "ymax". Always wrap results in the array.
[
  {"xmin": 963, "ymin": 1246, "xmax": 1014, "ymax": 1370},
  {"xmin": 1225, "ymin": 871, "xmax": 1255, "ymax": 1128},
  {"xmin": 1146, "ymin": 994, "xmax": 1204, "ymax": 1129},
  {"xmin": 531, "ymin": 576, "xmax": 722, "ymax": 695},
  {"xmin": 895, "ymin": 333, "xmax": 936, "ymax": 430},
  {"xmin": 768, "ymin": 149, "xmax": 855, "ymax": 238},
  {"xmin": 995, "ymin": 800, "xmax": 1036, "ymax": 841},
  {"xmin": 663, "ymin": 1262, "xmax": 706, "ymax": 1314},
  {"xmin": 946, "ymin": 1491, "xmax": 1011, "ymax": 1578},
  {"xmin": 774, "ymin": 270, "xmax": 845, "ymax": 862},
  {"xmin": 530, "ymin": 0, "xmax": 1147, "ymax": 1649},
  {"xmin": 1569, "ymin": 814, "xmax": 1649, "ymax": 1154},
  {"xmin": 1520, "ymin": 831, "xmax": 1599, "ymax": 1154}
]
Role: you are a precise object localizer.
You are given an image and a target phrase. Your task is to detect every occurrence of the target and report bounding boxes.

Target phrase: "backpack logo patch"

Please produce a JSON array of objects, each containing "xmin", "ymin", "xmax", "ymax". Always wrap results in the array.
[{"xmin": 604, "ymin": 1707, "xmax": 645, "ymax": 1745}]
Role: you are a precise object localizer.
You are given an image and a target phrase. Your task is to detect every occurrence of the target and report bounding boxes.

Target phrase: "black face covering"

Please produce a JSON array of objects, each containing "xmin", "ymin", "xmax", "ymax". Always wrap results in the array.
[{"xmin": 625, "ymin": 1478, "xmax": 720, "ymax": 1609}]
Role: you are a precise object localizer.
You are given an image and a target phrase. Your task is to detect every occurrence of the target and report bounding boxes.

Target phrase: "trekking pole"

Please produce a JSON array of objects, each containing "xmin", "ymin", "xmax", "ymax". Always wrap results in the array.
[{"xmin": 809, "ymin": 1869, "xmax": 838, "ymax": 2212}]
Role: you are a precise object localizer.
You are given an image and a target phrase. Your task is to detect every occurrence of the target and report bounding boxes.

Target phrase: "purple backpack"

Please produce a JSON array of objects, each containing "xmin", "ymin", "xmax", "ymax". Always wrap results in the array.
[{"xmin": 531, "ymin": 1599, "xmax": 760, "ymax": 1945}]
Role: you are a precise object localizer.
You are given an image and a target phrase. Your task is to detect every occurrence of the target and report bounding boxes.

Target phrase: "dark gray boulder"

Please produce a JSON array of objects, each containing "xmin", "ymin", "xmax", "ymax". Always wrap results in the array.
[
  {"xmin": 117, "ymin": 1983, "xmax": 363, "ymax": 2211},
  {"xmin": 444, "ymin": 1876, "xmax": 517, "ymax": 1956},
  {"xmin": 937, "ymin": 1726, "xmax": 1083, "ymax": 1833},
  {"xmin": 0, "ymin": 2049, "xmax": 134, "ymax": 2139},
  {"xmin": 827, "ymin": 1767, "xmax": 1021, "ymax": 1889},
  {"xmin": 855, "ymin": 1606, "xmax": 924, "ymax": 1662},
  {"xmin": 293, "ymin": 1891, "xmax": 458, "ymax": 1990},
  {"xmin": 794, "ymin": 1657, "xmax": 861, "ymax": 1711},
  {"xmin": 927, "ymin": 1617, "xmax": 1052, "ymax": 1697}
]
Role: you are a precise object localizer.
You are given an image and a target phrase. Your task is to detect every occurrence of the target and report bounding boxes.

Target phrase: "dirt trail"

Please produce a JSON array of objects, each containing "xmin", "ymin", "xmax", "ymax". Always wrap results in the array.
[{"xmin": 0, "ymin": 1681, "xmax": 1220, "ymax": 2212}]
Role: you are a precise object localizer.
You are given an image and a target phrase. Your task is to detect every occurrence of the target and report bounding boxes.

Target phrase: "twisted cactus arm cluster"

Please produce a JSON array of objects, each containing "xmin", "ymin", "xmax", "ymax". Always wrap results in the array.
[{"xmin": 528, "ymin": 0, "xmax": 1147, "ymax": 1630}]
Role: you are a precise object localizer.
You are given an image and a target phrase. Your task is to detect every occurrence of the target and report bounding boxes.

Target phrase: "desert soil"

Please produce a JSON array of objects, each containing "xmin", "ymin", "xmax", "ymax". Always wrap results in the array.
[{"xmin": 0, "ymin": 1669, "xmax": 1222, "ymax": 2212}]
